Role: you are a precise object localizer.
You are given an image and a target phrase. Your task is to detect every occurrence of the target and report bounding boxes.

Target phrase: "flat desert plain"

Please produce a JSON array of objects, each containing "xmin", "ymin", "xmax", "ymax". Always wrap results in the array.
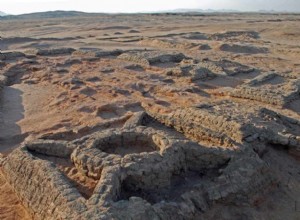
[{"xmin": 0, "ymin": 12, "xmax": 299, "ymax": 219}]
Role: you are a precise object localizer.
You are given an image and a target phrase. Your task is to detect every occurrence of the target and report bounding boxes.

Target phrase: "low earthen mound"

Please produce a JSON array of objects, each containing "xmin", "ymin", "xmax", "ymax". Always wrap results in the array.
[
  {"xmin": 210, "ymin": 31, "xmax": 260, "ymax": 41},
  {"xmin": 219, "ymin": 44, "xmax": 268, "ymax": 54},
  {"xmin": 118, "ymin": 51, "xmax": 187, "ymax": 66}
]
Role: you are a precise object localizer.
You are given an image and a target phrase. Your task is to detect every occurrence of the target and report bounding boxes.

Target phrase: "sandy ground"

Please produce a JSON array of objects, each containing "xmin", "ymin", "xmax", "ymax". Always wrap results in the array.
[{"xmin": 0, "ymin": 12, "xmax": 299, "ymax": 219}]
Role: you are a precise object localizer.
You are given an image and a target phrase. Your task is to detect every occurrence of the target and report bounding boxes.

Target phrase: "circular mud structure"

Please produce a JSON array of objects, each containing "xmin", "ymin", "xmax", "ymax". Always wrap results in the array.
[{"xmin": 90, "ymin": 130, "xmax": 167, "ymax": 156}]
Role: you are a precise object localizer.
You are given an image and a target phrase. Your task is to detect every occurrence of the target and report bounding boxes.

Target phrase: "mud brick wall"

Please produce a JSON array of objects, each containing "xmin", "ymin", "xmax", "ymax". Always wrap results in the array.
[
  {"xmin": 230, "ymin": 86, "xmax": 286, "ymax": 106},
  {"xmin": 144, "ymin": 106, "xmax": 256, "ymax": 145},
  {"xmin": 0, "ymin": 119, "xmax": 286, "ymax": 219},
  {"xmin": 2, "ymin": 147, "xmax": 87, "ymax": 219},
  {"xmin": 230, "ymin": 79, "xmax": 300, "ymax": 106}
]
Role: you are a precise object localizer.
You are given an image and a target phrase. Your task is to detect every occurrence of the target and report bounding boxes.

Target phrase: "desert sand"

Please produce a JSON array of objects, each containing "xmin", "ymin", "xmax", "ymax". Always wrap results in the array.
[{"xmin": 0, "ymin": 12, "xmax": 299, "ymax": 219}]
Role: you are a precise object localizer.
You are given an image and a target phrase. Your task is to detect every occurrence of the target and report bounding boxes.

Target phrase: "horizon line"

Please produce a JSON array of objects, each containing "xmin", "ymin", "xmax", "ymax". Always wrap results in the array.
[{"xmin": 2, "ymin": 8, "xmax": 300, "ymax": 16}]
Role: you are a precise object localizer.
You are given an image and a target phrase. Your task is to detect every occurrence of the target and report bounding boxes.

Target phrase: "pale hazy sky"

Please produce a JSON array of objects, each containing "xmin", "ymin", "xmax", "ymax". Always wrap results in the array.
[{"xmin": 1, "ymin": 0, "xmax": 300, "ymax": 15}]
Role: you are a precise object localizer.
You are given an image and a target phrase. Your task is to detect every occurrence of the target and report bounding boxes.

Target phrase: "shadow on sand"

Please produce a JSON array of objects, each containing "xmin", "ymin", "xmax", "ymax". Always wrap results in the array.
[{"xmin": 0, "ymin": 86, "xmax": 25, "ymax": 154}]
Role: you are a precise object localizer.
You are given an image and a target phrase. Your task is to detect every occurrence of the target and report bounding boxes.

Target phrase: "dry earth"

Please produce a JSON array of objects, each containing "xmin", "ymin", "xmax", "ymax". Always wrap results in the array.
[{"xmin": 0, "ymin": 12, "xmax": 299, "ymax": 219}]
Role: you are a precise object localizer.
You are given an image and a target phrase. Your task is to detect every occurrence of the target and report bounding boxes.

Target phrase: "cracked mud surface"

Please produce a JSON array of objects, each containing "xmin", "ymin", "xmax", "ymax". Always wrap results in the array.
[{"xmin": 0, "ymin": 13, "xmax": 299, "ymax": 219}]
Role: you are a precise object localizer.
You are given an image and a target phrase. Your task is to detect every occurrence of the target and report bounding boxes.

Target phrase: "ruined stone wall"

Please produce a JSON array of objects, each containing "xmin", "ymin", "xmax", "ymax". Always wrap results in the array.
[
  {"xmin": 231, "ymin": 86, "xmax": 286, "ymax": 105},
  {"xmin": 143, "ymin": 102, "xmax": 300, "ymax": 157},
  {"xmin": 118, "ymin": 51, "xmax": 186, "ymax": 66},
  {"xmin": 0, "ymin": 52, "xmax": 25, "ymax": 61},
  {"xmin": 3, "ymin": 146, "xmax": 87, "ymax": 219},
  {"xmin": 36, "ymin": 48, "xmax": 75, "ymax": 56},
  {"xmin": 230, "ymin": 78, "xmax": 300, "ymax": 107},
  {"xmin": 144, "ymin": 106, "xmax": 253, "ymax": 146},
  {"xmin": 1, "ymin": 119, "xmax": 278, "ymax": 219}
]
